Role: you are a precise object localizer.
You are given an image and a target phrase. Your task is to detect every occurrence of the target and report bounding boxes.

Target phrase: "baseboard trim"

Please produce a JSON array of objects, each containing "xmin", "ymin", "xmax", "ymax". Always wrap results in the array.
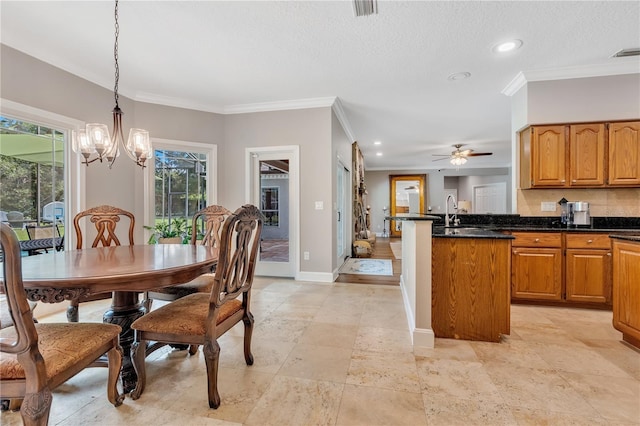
[{"xmin": 296, "ymin": 271, "xmax": 335, "ymax": 283}]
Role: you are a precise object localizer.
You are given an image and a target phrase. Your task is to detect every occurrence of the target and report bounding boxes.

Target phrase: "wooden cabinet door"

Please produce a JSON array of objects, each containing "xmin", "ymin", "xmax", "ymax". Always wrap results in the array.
[
  {"xmin": 608, "ymin": 121, "xmax": 640, "ymax": 186},
  {"xmin": 570, "ymin": 124, "xmax": 605, "ymax": 186},
  {"xmin": 565, "ymin": 249, "xmax": 611, "ymax": 304},
  {"xmin": 512, "ymin": 247, "xmax": 563, "ymax": 300},
  {"xmin": 612, "ymin": 240, "xmax": 640, "ymax": 347},
  {"xmin": 532, "ymin": 126, "xmax": 567, "ymax": 187}
]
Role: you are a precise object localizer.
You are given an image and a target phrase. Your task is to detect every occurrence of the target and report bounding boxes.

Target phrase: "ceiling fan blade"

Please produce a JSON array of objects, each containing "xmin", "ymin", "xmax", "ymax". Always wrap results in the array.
[
  {"xmin": 458, "ymin": 149, "xmax": 473, "ymax": 156},
  {"xmin": 432, "ymin": 154, "xmax": 451, "ymax": 157},
  {"xmin": 432, "ymin": 157, "xmax": 450, "ymax": 162},
  {"xmin": 467, "ymin": 152, "xmax": 493, "ymax": 156}
]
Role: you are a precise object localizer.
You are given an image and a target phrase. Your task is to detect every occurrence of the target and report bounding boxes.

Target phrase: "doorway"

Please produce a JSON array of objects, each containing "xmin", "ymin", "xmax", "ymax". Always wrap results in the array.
[
  {"xmin": 247, "ymin": 146, "xmax": 299, "ymax": 277},
  {"xmin": 336, "ymin": 162, "xmax": 350, "ymax": 264},
  {"xmin": 389, "ymin": 174, "xmax": 427, "ymax": 237}
]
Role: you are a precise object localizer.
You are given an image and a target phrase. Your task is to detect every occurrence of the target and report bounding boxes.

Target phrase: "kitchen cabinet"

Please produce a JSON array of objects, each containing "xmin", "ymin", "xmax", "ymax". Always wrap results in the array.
[
  {"xmin": 570, "ymin": 123, "xmax": 606, "ymax": 186},
  {"xmin": 611, "ymin": 238, "xmax": 640, "ymax": 349},
  {"xmin": 520, "ymin": 120, "xmax": 640, "ymax": 189},
  {"xmin": 520, "ymin": 125, "xmax": 566, "ymax": 188},
  {"xmin": 608, "ymin": 121, "xmax": 640, "ymax": 186},
  {"xmin": 511, "ymin": 232, "xmax": 563, "ymax": 301},
  {"xmin": 432, "ymin": 237, "xmax": 511, "ymax": 342},
  {"xmin": 565, "ymin": 233, "xmax": 611, "ymax": 304}
]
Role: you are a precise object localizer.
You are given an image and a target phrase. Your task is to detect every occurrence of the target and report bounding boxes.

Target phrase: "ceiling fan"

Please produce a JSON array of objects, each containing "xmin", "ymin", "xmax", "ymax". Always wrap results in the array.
[{"xmin": 432, "ymin": 144, "xmax": 493, "ymax": 165}]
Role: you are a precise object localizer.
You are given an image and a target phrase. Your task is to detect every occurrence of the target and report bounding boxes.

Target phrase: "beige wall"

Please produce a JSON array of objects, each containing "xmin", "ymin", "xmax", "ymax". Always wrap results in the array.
[
  {"xmin": 222, "ymin": 108, "xmax": 334, "ymax": 276},
  {"xmin": 513, "ymin": 73, "xmax": 640, "ymax": 217},
  {"xmin": 2, "ymin": 45, "xmax": 347, "ymax": 279}
]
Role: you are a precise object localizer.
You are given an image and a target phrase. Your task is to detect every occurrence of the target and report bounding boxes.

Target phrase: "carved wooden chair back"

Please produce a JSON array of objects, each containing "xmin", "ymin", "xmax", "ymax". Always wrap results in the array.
[
  {"xmin": 0, "ymin": 223, "xmax": 125, "ymax": 425},
  {"xmin": 141, "ymin": 205, "xmax": 232, "ymax": 354},
  {"xmin": 130, "ymin": 204, "xmax": 263, "ymax": 408},
  {"xmin": 68, "ymin": 205, "xmax": 134, "ymax": 322},
  {"xmin": 191, "ymin": 205, "xmax": 233, "ymax": 249},
  {"xmin": 73, "ymin": 205, "xmax": 135, "ymax": 249}
]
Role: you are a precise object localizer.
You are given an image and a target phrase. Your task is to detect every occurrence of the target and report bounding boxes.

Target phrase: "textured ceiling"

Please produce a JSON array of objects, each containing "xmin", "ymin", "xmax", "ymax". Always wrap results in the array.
[{"xmin": 1, "ymin": 1, "xmax": 639, "ymax": 170}]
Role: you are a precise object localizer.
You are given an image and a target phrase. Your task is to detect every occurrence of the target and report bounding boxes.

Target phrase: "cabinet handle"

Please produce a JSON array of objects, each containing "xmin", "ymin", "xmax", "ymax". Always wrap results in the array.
[
  {"xmin": 607, "ymin": 253, "xmax": 612, "ymax": 256},
  {"xmin": 534, "ymin": 238, "xmax": 540, "ymax": 242},
  {"xmin": 587, "ymin": 239, "xmax": 593, "ymax": 244},
  {"xmin": 561, "ymin": 180, "xmax": 566, "ymax": 183},
  {"xmin": 572, "ymin": 180, "xmax": 577, "ymax": 183}
]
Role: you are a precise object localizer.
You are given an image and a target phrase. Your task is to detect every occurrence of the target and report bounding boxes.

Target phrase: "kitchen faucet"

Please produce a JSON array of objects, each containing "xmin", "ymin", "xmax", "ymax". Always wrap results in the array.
[{"xmin": 445, "ymin": 194, "xmax": 459, "ymax": 227}]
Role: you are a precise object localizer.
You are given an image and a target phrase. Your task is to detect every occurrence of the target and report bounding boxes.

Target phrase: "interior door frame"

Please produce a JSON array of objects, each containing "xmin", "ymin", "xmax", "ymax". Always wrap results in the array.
[
  {"xmin": 389, "ymin": 174, "xmax": 427, "ymax": 237},
  {"xmin": 245, "ymin": 145, "xmax": 299, "ymax": 278}
]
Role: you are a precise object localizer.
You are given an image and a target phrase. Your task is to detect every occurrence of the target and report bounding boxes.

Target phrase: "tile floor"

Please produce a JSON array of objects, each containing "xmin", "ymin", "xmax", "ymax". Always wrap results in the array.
[{"xmin": 2, "ymin": 277, "xmax": 639, "ymax": 425}]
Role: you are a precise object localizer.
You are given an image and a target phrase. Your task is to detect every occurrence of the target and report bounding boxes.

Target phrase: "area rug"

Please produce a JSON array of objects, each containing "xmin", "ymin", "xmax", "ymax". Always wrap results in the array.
[
  {"xmin": 339, "ymin": 258, "xmax": 393, "ymax": 276},
  {"xmin": 389, "ymin": 241, "xmax": 402, "ymax": 259}
]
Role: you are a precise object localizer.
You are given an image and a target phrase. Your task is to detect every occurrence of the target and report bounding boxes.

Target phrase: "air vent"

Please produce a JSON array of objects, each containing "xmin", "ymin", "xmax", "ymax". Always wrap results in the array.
[
  {"xmin": 353, "ymin": 0, "xmax": 377, "ymax": 17},
  {"xmin": 611, "ymin": 48, "xmax": 640, "ymax": 58}
]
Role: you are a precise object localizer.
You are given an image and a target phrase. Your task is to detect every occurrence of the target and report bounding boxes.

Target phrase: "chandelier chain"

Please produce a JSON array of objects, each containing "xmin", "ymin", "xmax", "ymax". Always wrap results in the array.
[{"xmin": 113, "ymin": 0, "xmax": 120, "ymax": 108}]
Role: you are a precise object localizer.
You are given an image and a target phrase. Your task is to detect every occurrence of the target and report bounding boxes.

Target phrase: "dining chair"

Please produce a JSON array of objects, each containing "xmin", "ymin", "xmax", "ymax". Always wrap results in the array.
[
  {"xmin": 130, "ymin": 204, "xmax": 263, "ymax": 409},
  {"xmin": 67, "ymin": 205, "xmax": 135, "ymax": 322},
  {"xmin": 23, "ymin": 224, "xmax": 64, "ymax": 255},
  {"xmin": 0, "ymin": 223, "xmax": 124, "ymax": 425},
  {"xmin": 142, "ymin": 205, "xmax": 232, "ymax": 356}
]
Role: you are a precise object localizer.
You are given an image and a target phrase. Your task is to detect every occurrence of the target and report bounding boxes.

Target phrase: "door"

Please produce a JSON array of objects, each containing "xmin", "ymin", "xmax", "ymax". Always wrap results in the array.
[
  {"xmin": 608, "ymin": 121, "xmax": 640, "ymax": 185},
  {"xmin": 570, "ymin": 123, "xmax": 605, "ymax": 186},
  {"xmin": 247, "ymin": 146, "xmax": 299, "ymax": 277},
  {"xmin": 472, "ymin": 183, "xmax": 506, "ymax": 214},
  {"xmin": 566, "ymin": 249, "xmax": 611, "ymax": 304},
  {"xmin": 389, "ymin": 174, "xmax": 427, "ymax": 237},
  {"xmin": 511, "ymin": 247, "xmax": 563, "ymax": 300},
  {"xmin": 336, "ymin": 162, "xmax": 350, "ymax": 263}
]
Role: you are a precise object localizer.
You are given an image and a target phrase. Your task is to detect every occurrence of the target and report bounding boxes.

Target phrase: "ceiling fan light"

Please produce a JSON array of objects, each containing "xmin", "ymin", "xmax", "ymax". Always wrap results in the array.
[{"xmin": 450, "ymin": 156, "xmax": 467, "ymax": 166}]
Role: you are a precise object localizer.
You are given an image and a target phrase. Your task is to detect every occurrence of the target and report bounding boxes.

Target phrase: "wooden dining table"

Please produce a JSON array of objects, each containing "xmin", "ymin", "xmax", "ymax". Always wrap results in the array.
[{"xmin": 17, "ymin": 244, "xmax": 218, "ymax": 393}]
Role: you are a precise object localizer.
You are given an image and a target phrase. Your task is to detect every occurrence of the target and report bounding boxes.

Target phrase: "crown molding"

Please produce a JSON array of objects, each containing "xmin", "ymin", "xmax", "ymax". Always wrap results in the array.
[
  {"xmin": 134, "ymin": 92, "xmax": 224, "ymax": 114},
  {"xmin": 331, "ymin": 97, "xmax": 356, "ymax": 143},
  {"xmin": 502, "ymin": 61, "xmax": 640, "ymax": 97},
  {"xmin": 224, "ymin": 97, "xmax": 336, "ymax": 114}
]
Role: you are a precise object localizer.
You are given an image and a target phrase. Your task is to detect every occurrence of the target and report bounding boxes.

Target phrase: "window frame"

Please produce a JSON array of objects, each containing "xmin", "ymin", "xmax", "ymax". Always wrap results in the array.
[{"xmin": 144, "ymin": 138, "xmax": 217, "ymax": 242}]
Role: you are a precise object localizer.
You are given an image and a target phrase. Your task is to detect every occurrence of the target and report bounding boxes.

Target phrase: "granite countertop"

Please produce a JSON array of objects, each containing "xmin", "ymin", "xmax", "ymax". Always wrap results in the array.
[
  {"xmin": 609, "ymin": 234, "xmax": 640, "ymax": 242},
  {"xmin": 386, "ymin": 214, "xmax": 441, "ymax": 221},
  {"xmin": 432, "ymin": 226, "xmax": 514, "ymax": 239}
]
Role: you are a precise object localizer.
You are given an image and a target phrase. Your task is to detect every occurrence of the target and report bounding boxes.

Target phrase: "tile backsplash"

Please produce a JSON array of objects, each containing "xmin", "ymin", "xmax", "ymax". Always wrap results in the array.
[{"xmin": 517, "ymin": 188, "xmax": 640, "ymax": 217}]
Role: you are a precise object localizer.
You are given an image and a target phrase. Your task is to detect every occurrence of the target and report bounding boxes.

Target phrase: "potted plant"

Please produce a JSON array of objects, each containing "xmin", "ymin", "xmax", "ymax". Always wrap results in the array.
[{"xmin": 144, "ymin": 218, "xmax": 188, "ymax": 244}]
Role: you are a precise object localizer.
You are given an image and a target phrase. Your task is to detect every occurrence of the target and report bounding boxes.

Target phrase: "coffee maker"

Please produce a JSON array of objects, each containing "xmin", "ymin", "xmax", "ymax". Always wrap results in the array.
[{"xmin": 571, "ymin": 202, "xmax": 590, "ymax": 226}]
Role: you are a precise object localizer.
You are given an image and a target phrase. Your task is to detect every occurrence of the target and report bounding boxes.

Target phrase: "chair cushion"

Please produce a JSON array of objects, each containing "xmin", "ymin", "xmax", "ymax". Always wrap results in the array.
[
  {"xmin": 0, "ymin": 323, "xmax": 121, "ymax": 380},
  {"xmin": 131, "ymin": 293, "xmax": 242, "ymax": 336},
  {"xmin": 147, "ymin": 273, "xmax": 215, "ymax": 295}
]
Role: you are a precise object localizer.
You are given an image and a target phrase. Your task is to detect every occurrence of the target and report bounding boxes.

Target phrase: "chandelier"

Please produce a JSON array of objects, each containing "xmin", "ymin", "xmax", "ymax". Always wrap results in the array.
[{"xmin": 72, "ymin": 0, "xmax": 152, "ymax": 168}]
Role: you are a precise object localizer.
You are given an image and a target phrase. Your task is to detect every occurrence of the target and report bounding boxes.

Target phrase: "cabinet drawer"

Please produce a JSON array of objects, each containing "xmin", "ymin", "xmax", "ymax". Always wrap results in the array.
[
  {"xmin": 511, "ymin": 232, "xmax": 562, "ymax": 248},
  {"xmin": 565, "ymin": 233, "xmax": 611, "ymax": 249}
]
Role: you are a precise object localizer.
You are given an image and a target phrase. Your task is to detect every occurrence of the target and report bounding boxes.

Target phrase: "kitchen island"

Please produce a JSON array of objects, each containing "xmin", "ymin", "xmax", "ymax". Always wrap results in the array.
[{"xmin": 432, "ymin": 227, "xmax": 514, "ymax": 342}]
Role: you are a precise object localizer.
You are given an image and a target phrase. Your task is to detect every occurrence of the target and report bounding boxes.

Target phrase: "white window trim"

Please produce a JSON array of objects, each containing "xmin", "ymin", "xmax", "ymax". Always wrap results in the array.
[
  {"xmin": 0, "ymin": 99, "xmax": 85, "ymax": 250},
  {"xmin": 144, "ymin": 138, "xmax": 218, "ymax": 240}
]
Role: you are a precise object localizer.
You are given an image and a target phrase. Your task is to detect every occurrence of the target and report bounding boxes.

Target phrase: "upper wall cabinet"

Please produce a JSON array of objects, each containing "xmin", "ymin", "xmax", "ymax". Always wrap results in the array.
[
  {"xmin": 570, "ymin": 123, "xmax": 605, "ymax": 186},
  {"xmin": 520, "ymin": 120, "xmax": 640, "ymax": 189},
  {"xmin": 609, "ymin": 121, "xmax": 640, "ymax": 186}
]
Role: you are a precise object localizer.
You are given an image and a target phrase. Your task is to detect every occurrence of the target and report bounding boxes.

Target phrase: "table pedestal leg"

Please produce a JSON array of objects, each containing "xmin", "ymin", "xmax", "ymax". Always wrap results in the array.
[{"xmin": 103, "ymin": 291, "xmax": 145, "ymax": 394}]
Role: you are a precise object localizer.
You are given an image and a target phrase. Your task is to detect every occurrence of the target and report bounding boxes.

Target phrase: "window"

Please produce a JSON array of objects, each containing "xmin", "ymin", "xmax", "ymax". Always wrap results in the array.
[
  {"xmin": 261, "ymin": 187, "xmax": 279, "ymax": 226},
  {"xmin": 0, "ymin": 116, "xmax": 65, "ymax": 231},
  {"xmin": 145, "ymin": 139, "xmax": 217, "ymax": 241}
]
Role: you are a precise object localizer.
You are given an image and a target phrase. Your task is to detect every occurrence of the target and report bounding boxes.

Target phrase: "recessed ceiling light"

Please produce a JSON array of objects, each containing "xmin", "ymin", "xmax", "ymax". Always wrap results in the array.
[
  {"xmin": 376, "ymin": 152, "xmax": 383, "ymax": 156},
  {"xmin": 492, "ymin": 39, "xmax": 523, "ymax": 53},
  {"xmin": 374, "ymin": 141, "xmax": 382, "ymax": 145},
  {"xmin": 447, "ymin": 72, "xmax": 471, "ymax": 81}
]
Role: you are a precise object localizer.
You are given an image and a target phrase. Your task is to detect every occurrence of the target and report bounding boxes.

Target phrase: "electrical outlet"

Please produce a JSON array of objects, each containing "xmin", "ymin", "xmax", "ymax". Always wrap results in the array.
[
  {"xmin": 541, "ymin": 202, "xmax": 556, "ymax": 212},
  {"xmin": 315, "ymin": 201, "xmax": 323, "ymax": 210},
  {"xmin": 303, "ymin": 251, "xmax": 310, "ymax": 260}
]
